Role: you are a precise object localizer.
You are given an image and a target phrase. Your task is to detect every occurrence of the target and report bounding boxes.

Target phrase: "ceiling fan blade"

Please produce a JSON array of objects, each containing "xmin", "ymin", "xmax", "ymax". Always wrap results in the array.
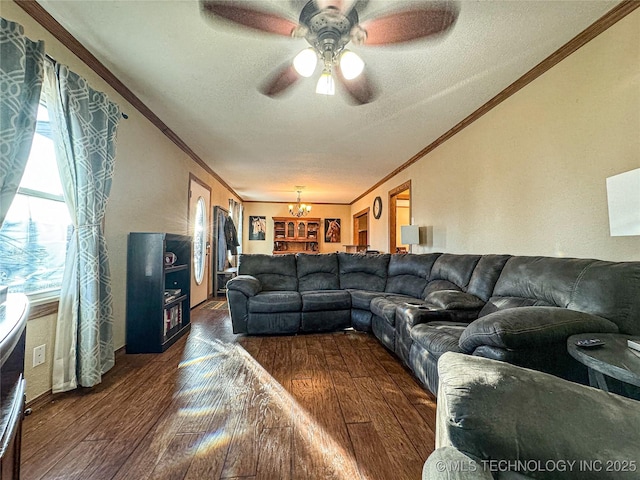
[
  {"xmin": 360, "ymin": 3, "xmax": 458, "ymax": 45},
  {"xmin": 335, "ymin": 66, "xmax": 375, "ymax": 105},
  {"xmin": 260, "ymin": 63, "xmax": 302, "ymax": 97},
  {"xmin": 201, "ymin": 1, "xmax": 299, "ymax": 36}
]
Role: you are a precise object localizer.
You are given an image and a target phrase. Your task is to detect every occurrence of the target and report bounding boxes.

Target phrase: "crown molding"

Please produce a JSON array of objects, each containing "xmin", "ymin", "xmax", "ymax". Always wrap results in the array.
[
  {"xmin": 350, "ymin": 0, "xmax": 640, "ymax": 204},
  {"xmin": 15, "ymin": 0, "xmax": 242, "ymax": 201}
]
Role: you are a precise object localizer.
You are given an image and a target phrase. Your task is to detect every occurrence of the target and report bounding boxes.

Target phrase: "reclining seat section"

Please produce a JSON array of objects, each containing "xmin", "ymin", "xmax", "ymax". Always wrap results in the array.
[
  {"xmin": 409, "ymin": 256, "xmax": 639, "ymax": 394},
  {"xmin": 297, "ymin": 253, "xmax": 351, "ymax": 332},
  {"xmin": 399, "ymin": 254, "xmax": 510, "ymax": 370},
  {"xmin": 227, "ymin": 254, "xmax": 301, "ymax": 334},
  {"xmin": 370, "ymin": 253, "xmax": 441, "ymax": 350},
  {"xmin": 338, "ymin": 252, "xmax": 391, "ymax": 331}
]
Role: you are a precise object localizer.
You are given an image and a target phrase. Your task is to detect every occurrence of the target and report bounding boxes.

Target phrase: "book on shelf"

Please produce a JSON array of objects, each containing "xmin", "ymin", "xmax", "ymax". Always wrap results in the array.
[
  {"xmin": 163, "ymin": 303, "xmax": 183, "ymax": 337},
  {"xmin": 164, "ymin": 288, "xmax": 182, "ymax": 304}
]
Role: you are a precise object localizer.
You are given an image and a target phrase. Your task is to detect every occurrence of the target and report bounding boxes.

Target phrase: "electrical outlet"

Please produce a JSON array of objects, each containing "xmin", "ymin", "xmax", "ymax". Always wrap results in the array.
[{"xmin": 33, "ymin": 344, "xmax": 46, "ymax": 367}]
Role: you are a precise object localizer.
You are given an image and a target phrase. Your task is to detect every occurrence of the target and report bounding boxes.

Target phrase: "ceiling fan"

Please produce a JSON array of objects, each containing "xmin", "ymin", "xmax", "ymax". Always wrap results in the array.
[{"xmin": 201, "ymin": 0, "xmax": 459, "ymax": 105}]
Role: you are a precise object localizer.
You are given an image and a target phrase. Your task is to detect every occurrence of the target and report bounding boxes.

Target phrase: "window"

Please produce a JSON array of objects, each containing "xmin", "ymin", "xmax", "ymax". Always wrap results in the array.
[
  {"xmin": 193, "ymin": 196, "xmax": 206, "ymax": 285},
  {"xmin": 0, "ymin": 104, "xmax": 71, "ymax": 297}
]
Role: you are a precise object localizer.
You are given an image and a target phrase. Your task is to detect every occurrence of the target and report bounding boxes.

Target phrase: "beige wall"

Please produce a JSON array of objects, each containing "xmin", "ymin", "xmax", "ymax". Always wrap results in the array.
[
  {"xmin": 352, "ymin": 10, "xmax": 640, "ymax": 262},
  {"xmin": 243, "ymin": 203, "xmax": 352, "ymax": 255},
  {"xmin": 4, "ymin": 1, "xmax": 239, "ymax": 402}
]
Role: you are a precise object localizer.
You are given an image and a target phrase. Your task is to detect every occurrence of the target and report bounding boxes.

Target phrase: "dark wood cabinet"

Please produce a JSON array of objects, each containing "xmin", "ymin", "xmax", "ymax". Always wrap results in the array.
[
  {"xmin": 0, "ymin": 294, "xmax": 29, "ymax": 480},
  {"xmin": 273, "ymin": 217, "xmax": 320, "ymax": 254},
  {"xmin": 126, "ymin": 233, "xmax": 191, "ymax": 353}
]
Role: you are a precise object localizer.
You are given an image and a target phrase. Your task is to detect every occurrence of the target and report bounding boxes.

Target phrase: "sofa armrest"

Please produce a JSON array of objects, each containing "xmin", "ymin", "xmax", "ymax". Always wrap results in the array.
[
  {"xmin": 435, "ymin": 352, "xmax": 640, "ymax": 480},
  {"xmin": 226, "ymin": 275, "xmax": 262, "ymax": 297},
  {"xmin": 425, "ymin": 290, "xmax": 485, "ymax": 310},
  {"xmin": 459, "ymin": 307, "xmax": 618, "ymax": 353}
]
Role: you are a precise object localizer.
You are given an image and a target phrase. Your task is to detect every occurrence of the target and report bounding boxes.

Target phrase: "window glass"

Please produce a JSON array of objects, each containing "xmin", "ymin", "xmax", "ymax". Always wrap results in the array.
[
  {"xmin": 0, "ymin": 104, "xmax": 71, "ymax": 296},
  {"xmin": 193, "ymin": 196, "xmax": 206, "ymax": 285}
]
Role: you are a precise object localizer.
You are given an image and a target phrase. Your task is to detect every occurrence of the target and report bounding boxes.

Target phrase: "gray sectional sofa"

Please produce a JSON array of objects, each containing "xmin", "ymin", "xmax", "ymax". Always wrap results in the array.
[
  {"xmin": 226, "ymin": 252, "xmax": 640, "ymax": 394},
  {"xmin": 424, "ymin": 352, "xmax": 640, "ymax": 480}
]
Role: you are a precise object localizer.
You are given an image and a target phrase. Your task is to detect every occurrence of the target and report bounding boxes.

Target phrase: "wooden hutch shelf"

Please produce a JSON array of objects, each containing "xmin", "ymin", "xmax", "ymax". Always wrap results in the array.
[{"xmin": 273, "ymin": 217, "xmax": 320, "ymax": 254}]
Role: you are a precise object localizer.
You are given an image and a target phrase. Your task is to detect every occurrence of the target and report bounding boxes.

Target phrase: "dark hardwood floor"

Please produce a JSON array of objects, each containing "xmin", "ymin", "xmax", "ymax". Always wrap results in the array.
[{"xmin": 21, "ymin": 302, "xmax": 437, "ymax": 480}]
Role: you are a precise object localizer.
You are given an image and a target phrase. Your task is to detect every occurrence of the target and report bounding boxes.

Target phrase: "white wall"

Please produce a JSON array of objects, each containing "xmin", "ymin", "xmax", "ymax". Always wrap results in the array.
[
  {"xmin": 352, "ymin": 10, "xmax": 640, "ymax": 262},
  {"xmin": 4, "ymin": 1, "xmax": 239, "ymax": 402}
]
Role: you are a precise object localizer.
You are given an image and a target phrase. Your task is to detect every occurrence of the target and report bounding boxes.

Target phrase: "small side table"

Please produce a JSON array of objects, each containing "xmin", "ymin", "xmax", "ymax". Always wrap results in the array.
[{"xmin": 568, "ymin": 333, "xmax": 640, "ymax": 400}]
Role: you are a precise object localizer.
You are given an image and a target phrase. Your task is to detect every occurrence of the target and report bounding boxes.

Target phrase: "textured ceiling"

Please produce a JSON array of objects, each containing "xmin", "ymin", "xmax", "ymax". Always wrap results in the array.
[{"xmin": 36, "ymin": 0, "xmax": 620, "ymax": 203}]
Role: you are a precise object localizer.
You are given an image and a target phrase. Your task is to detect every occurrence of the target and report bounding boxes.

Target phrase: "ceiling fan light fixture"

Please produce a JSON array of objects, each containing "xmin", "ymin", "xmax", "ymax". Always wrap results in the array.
[
  {"xmin": 340, "ymin": 50, "xmax": 364, "ymax": 80},
  {"xmin": 316, "ymin": 69, "xmax": 335, "ymax": 95},
  {"xmin": 293, "ymin": 47, "xmax": 317, "ymax": 77}
]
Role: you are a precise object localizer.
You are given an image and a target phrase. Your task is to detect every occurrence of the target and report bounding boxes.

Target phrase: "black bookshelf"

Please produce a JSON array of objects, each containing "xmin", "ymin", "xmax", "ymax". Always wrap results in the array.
[{"xmin": 126, "ymin": 233, "xmax": 192, "ymax": 353}]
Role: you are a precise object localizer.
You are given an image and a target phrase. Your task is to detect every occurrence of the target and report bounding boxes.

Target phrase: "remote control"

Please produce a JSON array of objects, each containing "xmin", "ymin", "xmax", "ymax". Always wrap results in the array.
[{"xmin": 575, "ymin": 338, "xmax": 605, "ymax": 348}]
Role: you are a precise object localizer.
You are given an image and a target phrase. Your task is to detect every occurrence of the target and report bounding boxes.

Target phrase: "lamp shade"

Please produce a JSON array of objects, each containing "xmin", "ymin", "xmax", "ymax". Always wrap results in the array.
[
  {"xmin": 316, "ymin": 70, "xmax": 335, "ymax": 95},
  {"xmin": 293, "ymin": 48, "xmax": 317, "ymax": 77},
  {"xmin": 400, "ymin": 225, "xmax": 420, "ymax": 245},
  {"xmin": 340, "ymin": 50, "xmax": 364, "ymax": 80},
  {"xmin": 607, "ymin": 168, "xmax": 640, "ymax": 236}
]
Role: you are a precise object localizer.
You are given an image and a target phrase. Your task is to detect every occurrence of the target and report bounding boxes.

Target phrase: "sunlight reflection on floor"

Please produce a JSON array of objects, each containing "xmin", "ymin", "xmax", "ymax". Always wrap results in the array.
[{"xmin": 174, "ymin": 334, "xmax": 366, "ymax": 479}]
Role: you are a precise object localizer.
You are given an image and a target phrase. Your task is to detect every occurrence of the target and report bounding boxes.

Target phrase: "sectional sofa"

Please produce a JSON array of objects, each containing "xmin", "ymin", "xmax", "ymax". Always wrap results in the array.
[
  {"xmin": 226, "ymin": 252, "xmax": 640, "ymax": 393},
  {"xmin": 424, "ymin": 352, "xmax": 640, "ymax": 480}
]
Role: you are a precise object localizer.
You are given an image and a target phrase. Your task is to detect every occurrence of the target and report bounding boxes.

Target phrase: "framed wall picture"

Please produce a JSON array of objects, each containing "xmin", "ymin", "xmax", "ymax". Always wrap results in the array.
[
  {"xmin": 249, "ymin": 216, "xmax": 266, "ymax": 240},
  {"xmin": 324, "ymin": 218, "xmax": 341, "ymax": 243}
]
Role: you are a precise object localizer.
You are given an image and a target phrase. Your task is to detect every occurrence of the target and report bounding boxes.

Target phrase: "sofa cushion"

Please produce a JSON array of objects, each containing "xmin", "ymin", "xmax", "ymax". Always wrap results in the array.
[
  {"xmin": 465, "ymin": 254, "xmax": 511, "ymax": 301},
  {"xmin": 479, "ymin": 296, "xmax": 554, "ymax": 317},
  {"xmin": 238, "ymin": 254, "xmax": 298, "ymax": 291},
  {"xmin": 301, "ymin": 290, "xmax": 351, "ymax": 312},
  {"xmin": 486, "ymin": 256, "xmax": 594, "ymax": 311},
  {"xmin": 348, "ymin": 289, "xmax": 386, "ymax": 310},
  {"xmin": 410, "ymin": 321, "xmax": 468, "ymax": 359},
  {"xmin": 385, "ymin": 253, "xmax": 440, "ymax": 297},
  {"xmin": 425, "ymin": 254, "xmax": 481, "ymax": 297},
  {"xmin": 296, "ymin": 253, "xmax": 340, "ymax": 292},
  {"xmin": 248, "ymin": 291, "xmax": 302, "ymax": 313},
  {"xmin": 569, "ymin": 260, "xmax": 640, "ymax": 335},
  {"xmin": 426, "ymin": 290, "xmax": 485, "ymax": 310},
  {"xmin": 370, "ymin": 295, "xmax": 417, "ymax": 326},
  {"xmin": 459, "ymin": 306, "xmax": 619, "ymax": 353},
  {"xmin": 338, "ymin": 253, "xmax": 390, "ymax": 291}
]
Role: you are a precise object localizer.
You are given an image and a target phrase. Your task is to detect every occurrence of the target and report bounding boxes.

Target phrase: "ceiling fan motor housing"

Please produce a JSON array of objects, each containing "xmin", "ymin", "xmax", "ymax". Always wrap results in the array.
[{"xmin": 299, "ymin": 1, "xmax": 359, "ymax": 64}]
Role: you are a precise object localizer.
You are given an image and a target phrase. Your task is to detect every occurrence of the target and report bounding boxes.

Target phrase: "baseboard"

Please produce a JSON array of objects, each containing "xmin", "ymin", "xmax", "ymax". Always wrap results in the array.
[{"xmin": 26, "ymin": 345, "xmax": 127, "ymax": 410}]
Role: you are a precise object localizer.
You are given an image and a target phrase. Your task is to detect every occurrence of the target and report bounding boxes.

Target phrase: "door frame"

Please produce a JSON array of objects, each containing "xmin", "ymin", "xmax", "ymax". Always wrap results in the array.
[
  {"xmin": 388, "ymin": 180, "xmax": 411, "ymax": 254},
  {"xmin": 188, "ymin": 174, "xmax": 212, "ymax": 307},
  {"xmin": 353, "ymin": 207, "xmax": 370, "ymax": 249}
]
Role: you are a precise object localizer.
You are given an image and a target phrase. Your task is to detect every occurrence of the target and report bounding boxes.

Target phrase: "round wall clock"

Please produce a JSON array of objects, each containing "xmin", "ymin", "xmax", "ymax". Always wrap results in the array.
[{"xmin": 373, "ymin": 196, "xmax": 382, "ymax": 219}]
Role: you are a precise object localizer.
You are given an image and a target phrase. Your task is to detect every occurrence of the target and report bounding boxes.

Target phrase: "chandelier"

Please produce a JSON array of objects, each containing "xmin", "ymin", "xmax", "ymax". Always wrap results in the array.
[{"xmin": 289, "ymin": 188, "xmax": 312, "ymax": 218}]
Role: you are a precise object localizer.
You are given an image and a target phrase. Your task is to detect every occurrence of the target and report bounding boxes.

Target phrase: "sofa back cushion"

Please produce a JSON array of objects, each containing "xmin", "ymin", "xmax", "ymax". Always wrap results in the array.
[
  {"xmin": 338, "ymin": 253, "xmax": 390, "ymax": 291},
  {"xmin": 238, "ymin": 254, "xmax": 298, "ymax": 291},
  {"xmin": 385, "ymin": 253, "xmax": 440, "ymax": 298},
  {"xmin": 466, "ymin": 254, "xmax": 511, "ymax": 301},
  {"xmin": 296, "ymin": 253, "xmax": 340, "ymax": 292},
  {"xmin": 479, "ymin": 256, "xmax": 593, "ymax": 318},
  {"xmin": 424, "ymin": 254, "xmax": 481, "ymax": 297},
  {"xmin": 569, "ymin": 260, "xmax": 640, "ymax": 335}
]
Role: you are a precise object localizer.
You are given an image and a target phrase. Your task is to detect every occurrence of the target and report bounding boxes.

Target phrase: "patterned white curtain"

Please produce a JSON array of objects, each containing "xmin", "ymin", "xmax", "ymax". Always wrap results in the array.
[
  {"xmin": 0, "ymin": 17, "xmax": 44, "ymax": 226},
  {"xmin": 44, "ymin": 62, "xmax": 121, "ymax": 392}
]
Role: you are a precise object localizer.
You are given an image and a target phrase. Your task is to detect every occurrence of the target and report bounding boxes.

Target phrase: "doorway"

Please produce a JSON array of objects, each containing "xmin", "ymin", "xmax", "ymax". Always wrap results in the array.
[
  {"xmin": 353, "ymin": 207, "xmax": 370, "ymax": 251},
  {"xmin": 389, "ymin": 180, "xmax": 411, "ymax": 253},
  {"xmin": 189, "ymin": 175, "xmax": 211, "ymax": 308}
]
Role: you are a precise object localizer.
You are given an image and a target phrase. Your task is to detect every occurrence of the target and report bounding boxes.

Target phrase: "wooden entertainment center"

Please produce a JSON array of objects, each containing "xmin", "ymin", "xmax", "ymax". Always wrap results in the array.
[{"xmin": 272, "ymin": 217, "xmax": 320, "ymax": 254}]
